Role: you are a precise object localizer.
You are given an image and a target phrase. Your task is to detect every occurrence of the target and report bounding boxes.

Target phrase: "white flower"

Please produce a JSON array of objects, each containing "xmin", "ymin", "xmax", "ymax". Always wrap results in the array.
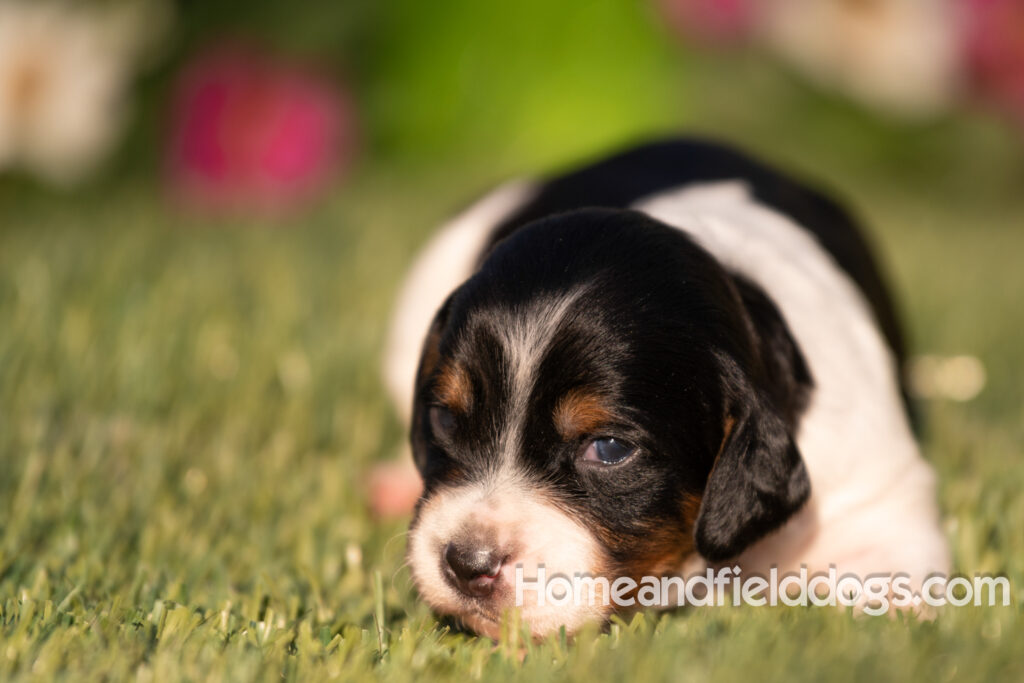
[
  {"xmin": 759, "ymin": 0, "xmax": 961, "ymax": 117},
  {"xmin": 0, "ymin": 1, "xmax": 168, "ymax": 185}
]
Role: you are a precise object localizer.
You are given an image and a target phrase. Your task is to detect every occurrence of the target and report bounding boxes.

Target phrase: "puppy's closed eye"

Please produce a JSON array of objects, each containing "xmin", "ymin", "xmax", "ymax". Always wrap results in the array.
[{"xmin": 428, "ymin": 405, "xmax": 456, "ymax": 441}]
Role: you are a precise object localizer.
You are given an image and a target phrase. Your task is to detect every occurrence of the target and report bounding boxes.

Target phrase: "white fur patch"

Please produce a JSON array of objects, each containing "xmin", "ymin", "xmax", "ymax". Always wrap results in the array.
[
  {"xmin": 491, "ymin": 290, "xmax": 588, "ymax": 466},
  {"xmin": 407, "ymin": 466, "xmax": 609, "ymax": 639},
  {"xmin": 633, "ymin": 182, "xmax": 950, "ymax": 588}
]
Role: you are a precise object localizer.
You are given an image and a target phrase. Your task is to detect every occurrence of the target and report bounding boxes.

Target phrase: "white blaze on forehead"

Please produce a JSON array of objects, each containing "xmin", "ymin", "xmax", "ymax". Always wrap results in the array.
[
  {"xmin": 490, "ymin": 289, "xmax": 588, "ymax": 466},
  {"xmin": 383, "ymin": 180, "xmax": 537, "ymax": 425},
  {"xmin": 407, "ymin": 464, "xmax": 609, "ymax": 639}
]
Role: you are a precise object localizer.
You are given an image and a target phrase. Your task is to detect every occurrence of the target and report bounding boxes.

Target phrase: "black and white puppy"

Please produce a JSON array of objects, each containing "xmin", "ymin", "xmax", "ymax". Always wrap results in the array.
[{"xmin": 383, "ymin": 139, "xmax": 949, "ymax": 638}]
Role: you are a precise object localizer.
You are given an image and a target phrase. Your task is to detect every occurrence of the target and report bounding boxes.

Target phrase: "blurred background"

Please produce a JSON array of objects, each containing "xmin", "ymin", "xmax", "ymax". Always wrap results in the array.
[
  {"xmin": 2, "ymin": 0, "xmax": 1023, "ymax": 199},
  {"xmin": 1, "ymin": 0, "xmax": 1023, "ymax": 677}
]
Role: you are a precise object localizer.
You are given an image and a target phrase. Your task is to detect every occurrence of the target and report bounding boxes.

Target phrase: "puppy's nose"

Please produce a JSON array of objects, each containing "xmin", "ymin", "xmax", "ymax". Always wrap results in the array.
[{"xmin": 443, "ymin": 541, "xmax": 502, "ymax": 598}]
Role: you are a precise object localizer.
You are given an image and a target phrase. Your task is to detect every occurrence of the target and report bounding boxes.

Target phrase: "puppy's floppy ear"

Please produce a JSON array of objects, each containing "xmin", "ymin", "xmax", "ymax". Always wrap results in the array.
[{"xmin": 694, "ymin": 393, "xmax": 810, "ymax": 562}]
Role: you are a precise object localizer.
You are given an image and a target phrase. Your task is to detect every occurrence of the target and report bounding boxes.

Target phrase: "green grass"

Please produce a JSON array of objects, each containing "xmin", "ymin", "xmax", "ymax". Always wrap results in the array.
[
  {"xmin": 2, "ymin": 158, "xmax": 1022, "ymax": 681},
  {"xmin": 3, "ymin": 27, "xmax": 1024, "ymax": 682}
]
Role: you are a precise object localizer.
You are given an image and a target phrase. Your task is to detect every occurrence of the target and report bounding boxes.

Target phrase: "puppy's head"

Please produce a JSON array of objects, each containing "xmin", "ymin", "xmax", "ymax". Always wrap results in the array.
[{"xmin": 407, "ymin": 208, "xmax": 810, "ymax": 638}]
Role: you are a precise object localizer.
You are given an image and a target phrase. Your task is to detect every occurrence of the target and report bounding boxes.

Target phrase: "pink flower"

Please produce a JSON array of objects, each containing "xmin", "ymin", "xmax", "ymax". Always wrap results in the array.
[
  {"xmin": 167, "ymin": 45, "xmax": 356, "ymax": 216},
  {"xmin": 657, "ymin": 0, "xmax": 757, "ymax": 45},
  {"xmin": 961, "ymin": 0, "xmax": 1024, "ymax": 125}
]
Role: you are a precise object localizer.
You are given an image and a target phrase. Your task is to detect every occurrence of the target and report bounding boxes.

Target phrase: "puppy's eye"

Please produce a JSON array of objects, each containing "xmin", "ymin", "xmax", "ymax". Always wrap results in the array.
[
  {"xmin": 429, "ymin": 406, "xmax": 456, "ymax": 440},
  {"xmin": 582, "ymin": 437, "xmax": 636, "ymax": 465}
]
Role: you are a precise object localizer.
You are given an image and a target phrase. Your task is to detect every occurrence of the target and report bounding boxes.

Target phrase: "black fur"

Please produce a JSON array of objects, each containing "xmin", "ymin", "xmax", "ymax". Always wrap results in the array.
[
  {"xmin": 410, "ymin": 138, "xmax": 911, "ymax": 573},
  {"xmin": 480, "ymin": 138, "xmax": 911, "ymax": 417},
  {"xmin": 412, "ymin": 207, "xmax": 813, "ymax": 567}
]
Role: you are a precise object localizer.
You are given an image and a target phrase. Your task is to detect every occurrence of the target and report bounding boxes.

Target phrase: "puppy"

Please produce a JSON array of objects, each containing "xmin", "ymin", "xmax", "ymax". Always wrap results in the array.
[{"xmin": 381, "ymin": 138, "xmax": 949, "ymax": 638}]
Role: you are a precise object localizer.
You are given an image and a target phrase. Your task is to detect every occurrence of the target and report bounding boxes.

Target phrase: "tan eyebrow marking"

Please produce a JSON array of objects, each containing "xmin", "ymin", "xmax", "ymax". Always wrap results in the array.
[
  {"xmin": 553, "ymin": 389, "xmax": 612, "ymax": 440},
  {"xmin": 435, "ymin": 362, "xmax": 473, "ymax": 413}
]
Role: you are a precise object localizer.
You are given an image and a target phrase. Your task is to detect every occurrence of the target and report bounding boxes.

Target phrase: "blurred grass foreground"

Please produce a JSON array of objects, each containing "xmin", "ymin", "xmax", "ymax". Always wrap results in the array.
[{"xmin": 1, "ymin": 0, "xmax": 1024, "ymax": 680}]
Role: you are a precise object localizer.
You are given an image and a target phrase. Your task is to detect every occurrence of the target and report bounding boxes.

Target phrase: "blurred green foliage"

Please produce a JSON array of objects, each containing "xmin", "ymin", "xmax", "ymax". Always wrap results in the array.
[{"xmin": 115, "ymin": 0, "xmax": 687, "ymax": 177}]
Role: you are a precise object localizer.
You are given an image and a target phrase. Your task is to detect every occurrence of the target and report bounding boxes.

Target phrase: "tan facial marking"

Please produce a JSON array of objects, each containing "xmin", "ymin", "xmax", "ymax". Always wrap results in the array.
[
  {"xmin": 435, "ymin": 362, "xmax": 473, "ymax": 413},
  {"xmin": 596, "ymin": 518, "xmax": 694, "ymax": 584},
  {"xmin": 721, "ymin": 414, "xmax": 736, "ymax": 447},
  {"xmin": 682, "ymin": 491, "xmax": 703, "ymax": 529},
  {"xmin": 589, "ymin": 492, "xmax": 704, "ymax": 591},
  {"xmin": 418, "ymin": 325, "xmax": 443, "ymax": 379},
  {"xmin": 553, "ymin": 389, "xmax": 612, "ymax": 440}
]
